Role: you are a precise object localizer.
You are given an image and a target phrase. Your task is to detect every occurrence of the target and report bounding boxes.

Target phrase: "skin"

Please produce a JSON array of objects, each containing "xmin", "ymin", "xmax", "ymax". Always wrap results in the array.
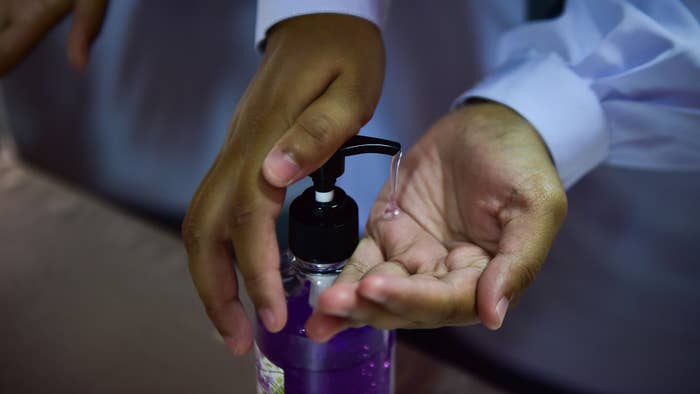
[
  {"xmin": 181, "ymin": 14, "xmax": 385, "ymax": 355},
  {"xmin": 0, "ymin": 0, "xmax": 107, "ymax": 74},
  {"xmin": 304, "ymin": 102, "xmax": 567, "ymax": 341},
  {"xmin": 0, "ymin": 8, "xmax": 567, "ymax": 355}
]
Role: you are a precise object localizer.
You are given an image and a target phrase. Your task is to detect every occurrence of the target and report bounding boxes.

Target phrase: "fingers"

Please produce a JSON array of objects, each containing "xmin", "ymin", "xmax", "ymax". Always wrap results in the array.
[
  {"xmin": 358, "ymin": 275, "xmax": 459, "ymax": 326},
  {"xmin": 182, "ymin": 37, "xmax": 358, "ymax": 348},
  {"xmin": 336, "ymin": 236, "xmax": 385, "ymax": 283},
  {"xmin": 68, "ymin": 0, "xmax": 108, "ymax": 70},
  {"xmin": 262, "ymin": 76, "xmax": 377, "ymax": 187},
  {"xmin": 183, "ymin": 13, "xmax": 385, "ymax": 351},
  {"xmin": 307, "ymin": 282, "xmax": 408, "ymax": 341},
  {"xmin": 476, "ymin": 192, "xmax": 567, "ymax": 330},
  {"xmin": 182, "ymin": 140, "xmax": 288, "ymax": 353},
  {"xmin": 310, "ymin": 233, "xmax": 491, "ymax": 336},
  {"xmin": 260, "ymin": 15, "xmax": 384, "ymax": 188},
  {"xmin": 182, "ymin": 49, "xmax": 338, "ymax": 344},
  {"xmin": 229, "ymin": 181, "xmax": 288, "ymax": 333},
  {"xmin": 304, "ymin": 313, "xmax": 351, "ymax": 343},
  {"xmin": 356, "ymin": 246, "xmax": 488, "ymax": 326},
  {"xmin": 182, "ymin": 210, "xmax": 253, "ymax": 355},
  {"xmin": 0, "ymin": 0, "xmax": 72, "ymax": 75},
  {"xmin": 190, "ymin": 147, "xmax": 289, "ymax": 336}
]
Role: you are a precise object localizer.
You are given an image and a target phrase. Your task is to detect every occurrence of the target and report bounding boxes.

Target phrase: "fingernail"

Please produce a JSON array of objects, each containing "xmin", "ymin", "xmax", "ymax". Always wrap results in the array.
[
  {"xmin": 224, "ymin": 336, "xmax": 245, "ymax": 356},
  {"xmin": 259, "ymin": 308, "xmax": 277, "ymax": 331},
  {"xmin": 494, "ymin": 297, "xmax": 510, "ymax": 329},
  {"xmin": 263, "ymin": 150, "xmax": 301, "ymax": 186}
]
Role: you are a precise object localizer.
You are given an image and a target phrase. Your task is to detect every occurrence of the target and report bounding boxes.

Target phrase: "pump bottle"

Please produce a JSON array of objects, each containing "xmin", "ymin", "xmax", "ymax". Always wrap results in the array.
[{"xmin": 255, "ymin": 135, "xmax": 401, "ymax": 394}]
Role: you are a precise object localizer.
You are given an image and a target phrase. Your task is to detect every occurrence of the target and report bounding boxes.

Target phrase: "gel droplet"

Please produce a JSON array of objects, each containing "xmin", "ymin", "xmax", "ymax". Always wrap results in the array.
[
  {"xmin": 382, "ymin": 200, "xmax": 400, "ymax": 220},
  {"xmin": 382, "ymin": 151, "xmax": 402, "ymax": 221}
]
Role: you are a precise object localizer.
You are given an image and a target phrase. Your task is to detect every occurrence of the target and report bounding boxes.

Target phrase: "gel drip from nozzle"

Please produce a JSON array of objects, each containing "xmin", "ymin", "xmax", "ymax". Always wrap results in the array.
[{"xmin": 382, "ymin": 151, "xmax": 402, "ymax": 220}]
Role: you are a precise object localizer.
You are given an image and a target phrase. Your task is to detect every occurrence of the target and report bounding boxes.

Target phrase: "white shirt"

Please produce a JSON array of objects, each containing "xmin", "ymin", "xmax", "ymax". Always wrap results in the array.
[
  {"xmin": 257, "ymin": 0, "xmax": 700, "ymax": 188},
  {"xmin": 253, "ymin": 1, "xmax": 700, "ymax": 392},
  {"xmin": 2, "ymin": 1, "xmax": 700, "ymax": 391}
]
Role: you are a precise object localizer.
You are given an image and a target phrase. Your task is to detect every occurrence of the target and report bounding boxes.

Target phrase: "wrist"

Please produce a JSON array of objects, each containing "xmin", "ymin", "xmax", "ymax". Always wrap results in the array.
[
  {"xmin": 265, "ymin": 13, "xmax": 382, "ymax": 53},
  {"xmin": 460, "ymin": 99, "xmax": 556, "ymax": 165}
]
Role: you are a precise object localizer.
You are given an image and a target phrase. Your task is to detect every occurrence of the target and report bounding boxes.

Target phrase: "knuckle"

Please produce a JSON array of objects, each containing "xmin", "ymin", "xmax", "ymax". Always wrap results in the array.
[
  {"xmin": 239, "ymin": 268, "xmax": 275, "ymax": 303},
  {"xmin": 296, "ymin": 112, "xmax": 339, "ymax": 147},
  {"xmin": 229, "ymin": 201, "xmax": 256, "ymax": 230},
  {"xmin": 339, "ymin": 86, "xmax": 375, "ymax": 127},
  {"xmin": 181, "ymin": 213, "xmax": 205, "ymax": 254},
  {"xmin": 344, "ymin": 258, "xmax": 372, "ymax": 278},
  {"xmin": 512, "ymin": 261, "xmax": 540, "ymax": 293},
  {"xmin": 240, "ymin": 267, "xmax": 265, "ymax": 288},
  {"xmin": 238, "ymin": 255, "xmax": 280, "ymax": 292},
  {"xmin": 203, "ymin": 300, "xmax": 230, "ymax": 320}
]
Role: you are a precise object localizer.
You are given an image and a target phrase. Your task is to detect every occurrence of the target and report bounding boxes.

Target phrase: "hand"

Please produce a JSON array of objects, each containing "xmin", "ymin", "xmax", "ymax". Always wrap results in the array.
[
  {"xmin": 305, "ymin": 101, "xmax": 568, "ymax": 341},
  {"xmin": 181, "ymin": 14, "xmax": 384, "ymax": 355},
  {"xmin": 0, "ymin": 0, "xmax": 107, "ymax": 74}
]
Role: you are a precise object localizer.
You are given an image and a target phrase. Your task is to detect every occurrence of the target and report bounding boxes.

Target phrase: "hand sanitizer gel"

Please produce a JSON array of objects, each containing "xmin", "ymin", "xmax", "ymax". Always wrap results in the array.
[{"xmin": 255, "ymin": 135, "xmax": 401, "ymax": 394}]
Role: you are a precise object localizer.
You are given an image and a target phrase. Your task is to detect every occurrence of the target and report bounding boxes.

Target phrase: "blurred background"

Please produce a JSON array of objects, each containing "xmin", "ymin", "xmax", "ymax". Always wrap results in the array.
[{"xmin": 2, "ymin": 1, "xmax": 699, "ymax": 393}]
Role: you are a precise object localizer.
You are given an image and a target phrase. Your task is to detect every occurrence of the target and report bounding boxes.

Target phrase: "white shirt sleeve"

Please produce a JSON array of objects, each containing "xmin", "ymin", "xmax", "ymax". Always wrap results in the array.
[
  {"xmin": 456, "ymin": 0, "xmax": 700, "ymax": 188},
  {"xmin": 255, "ymin": 0, "xmax": 390, "ymax": 49}
]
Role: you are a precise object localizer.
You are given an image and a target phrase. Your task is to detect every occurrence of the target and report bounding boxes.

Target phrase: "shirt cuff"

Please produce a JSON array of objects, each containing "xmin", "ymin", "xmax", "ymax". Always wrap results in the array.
[
  {"xmin": 454, "ymin": 54, "xmax": 609, "ymax": 189},
  {"xmin": 255, "ymin": 0, "xmax": 388, "ymax": 50}
]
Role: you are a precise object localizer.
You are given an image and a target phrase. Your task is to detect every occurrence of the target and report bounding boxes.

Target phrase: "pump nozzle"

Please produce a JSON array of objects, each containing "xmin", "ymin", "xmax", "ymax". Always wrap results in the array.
[
  {"xmin": 290, "ymin": 135, "xmax": 401, "ymax": 263},
  {"xmin": 311, "ymin": 135, "xmax": 401, "ymax": 193}
]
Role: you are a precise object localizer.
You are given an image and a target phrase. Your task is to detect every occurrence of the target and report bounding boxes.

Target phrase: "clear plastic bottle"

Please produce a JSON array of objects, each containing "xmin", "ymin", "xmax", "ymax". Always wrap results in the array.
[
  {"xmin": 255, "ymin": 251, "xmax": 395, "ymax": 394},
  {"xmin": 254, "ymin": 135, "xmax": 401, "ymax": 394}
]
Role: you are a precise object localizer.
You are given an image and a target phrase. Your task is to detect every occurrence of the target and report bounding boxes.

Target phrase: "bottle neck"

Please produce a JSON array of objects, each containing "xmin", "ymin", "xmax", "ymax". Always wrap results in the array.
[
  {"xmin": 285, "ymin": 252, "xmax": 347, "ymax": 307},
  {"xmin": 293, "ymin": 254, "xmax": 347, "ymax": 275}
]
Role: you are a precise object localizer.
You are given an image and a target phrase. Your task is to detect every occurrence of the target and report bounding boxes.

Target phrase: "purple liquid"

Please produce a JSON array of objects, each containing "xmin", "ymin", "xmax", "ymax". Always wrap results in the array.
[{"xmin": 256, "ymin": 277, "xmax": 394, "ymax": 394}]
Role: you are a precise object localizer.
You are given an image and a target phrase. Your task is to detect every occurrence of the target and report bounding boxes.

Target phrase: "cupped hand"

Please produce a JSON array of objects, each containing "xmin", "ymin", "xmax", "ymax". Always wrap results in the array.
[
  {"xmin": 0, "ymin": 0, "xmax": 107, "ymax": 74},
  {"xmin": 306, "ymin": 101, "xmax": 568, "ymax": 341},
  {"xmin": 181, "ymin": 14, "xmax": 384, "ymax": 355}
]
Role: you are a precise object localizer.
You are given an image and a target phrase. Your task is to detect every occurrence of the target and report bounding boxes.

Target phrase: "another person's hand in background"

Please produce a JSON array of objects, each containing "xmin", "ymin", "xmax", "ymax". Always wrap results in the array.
[
  {"xmin": 181, "ymin": 14, "xmax": 384, "ymax": 355},
  {"xmin": 0, "ymin": 0, "xmax": 107, "ymax": 74},
  {"xmin": 306, "ymin": 101, "xmax": 567, "ymax": 341}
]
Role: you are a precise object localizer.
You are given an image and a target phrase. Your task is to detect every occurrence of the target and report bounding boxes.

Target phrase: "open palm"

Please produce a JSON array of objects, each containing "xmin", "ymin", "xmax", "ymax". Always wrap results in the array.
[{"xmin": 306, "ymin": 102, "xmax": 567, "ymax": 341}]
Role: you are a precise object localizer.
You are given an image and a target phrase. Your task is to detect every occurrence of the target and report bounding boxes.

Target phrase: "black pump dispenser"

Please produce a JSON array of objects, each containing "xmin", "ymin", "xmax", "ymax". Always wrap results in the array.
[{"xmin": 289, "ymin": 135, "xmax": 401, "ymax": 263}]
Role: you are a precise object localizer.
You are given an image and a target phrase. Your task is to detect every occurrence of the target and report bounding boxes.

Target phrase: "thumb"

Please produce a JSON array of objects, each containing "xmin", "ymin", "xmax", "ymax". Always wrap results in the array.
[
  {"xmin": 477, "ymin": 195, "xmax": 567, "ymax": 330},
  {"xmin": 262, "ymin": 78, "xmax": 375, "ymax": 187}
]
